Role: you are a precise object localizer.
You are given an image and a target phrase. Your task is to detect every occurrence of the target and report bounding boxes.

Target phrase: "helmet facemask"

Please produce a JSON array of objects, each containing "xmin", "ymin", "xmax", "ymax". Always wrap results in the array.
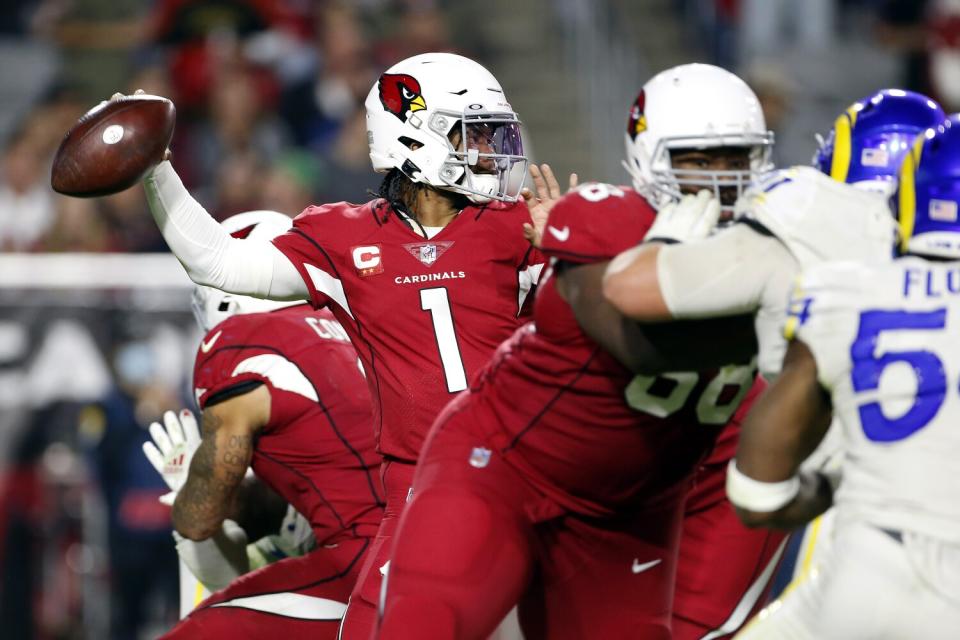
[
  {"xmin": 427, "ymin": 110, "xmax": 527, "ymax": 204},
  {"xmin": 629, "ymin": 133, "xmax": 774, "ymax": 219}
]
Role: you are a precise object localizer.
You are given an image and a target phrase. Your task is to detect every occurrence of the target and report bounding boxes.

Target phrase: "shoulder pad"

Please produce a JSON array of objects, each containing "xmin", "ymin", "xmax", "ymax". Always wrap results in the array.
[
  {"xmin": 737, "ymin": 166, "xmax": 896, "ymax": 268},
  {"xmin": 799, "ymin": 260, "xmax": 871, "ymax": 294},
  {"xmin": 287, "ymin": 201, "xmax": 381, "ymax": 251},
  {"xmin": 294, "ymin": 201, "xmax": 378, "ymax": 226},
  {"xmin": 541, "ymin": 184, "xmax": 655, "ymax": 263},
  {"xmin": 195, "ymin": 313, "xmax": 259, "ymax": 362}
]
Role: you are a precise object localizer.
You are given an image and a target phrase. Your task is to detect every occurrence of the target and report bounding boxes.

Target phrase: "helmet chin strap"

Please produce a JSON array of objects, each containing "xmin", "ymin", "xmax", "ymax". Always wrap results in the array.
[{"xmin": 464, "ymin": 172, "xmax": 497, "ymax": 203}]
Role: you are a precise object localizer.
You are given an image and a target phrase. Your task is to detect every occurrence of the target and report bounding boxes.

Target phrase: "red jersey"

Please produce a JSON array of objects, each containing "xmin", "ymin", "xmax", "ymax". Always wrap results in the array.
[
  {"xmin": 469, "ymin": 184, "xmax": 759, "ymax": 517},
  {"xmin": 193, "ymin": 305, "xmax": 383, "ymax": 545},
  {"xmin": 271, "ymin": 199, "xmax": 543, "ymax": 462}
]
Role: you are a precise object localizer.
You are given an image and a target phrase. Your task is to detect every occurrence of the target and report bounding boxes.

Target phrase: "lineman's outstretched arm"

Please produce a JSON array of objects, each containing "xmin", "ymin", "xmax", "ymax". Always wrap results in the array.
[
  {"xmin": 173, "ymin": 385, "xmax": 271, "ymax": 541},
  {"xmin": 604, "ymin": 224, "xmax": 796, "ymax": 322},
  {"xmin": 727, "ymin": 340, "xmax": 834, "ymax": 531},
  {"xmin": 558, "ymin": 261, "xmax": 757, "ymax": 374},
  {"xmin": 143, "ymin": 161, "xmax": 307, "ymax": 300}
]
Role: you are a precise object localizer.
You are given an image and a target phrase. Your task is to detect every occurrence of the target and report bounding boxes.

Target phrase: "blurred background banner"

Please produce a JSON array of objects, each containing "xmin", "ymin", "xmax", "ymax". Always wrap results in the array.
[
  {"xmin": 0, "ymin": 261, "xmax": 194, "ymax": 639},
  {"xmin": 0, "ymin": 0, "xmax": 944, "ymax": 637}
]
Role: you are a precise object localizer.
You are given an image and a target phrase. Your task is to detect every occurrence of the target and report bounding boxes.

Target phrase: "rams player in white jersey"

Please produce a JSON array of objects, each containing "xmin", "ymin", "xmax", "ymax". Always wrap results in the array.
[
  {"xmin": 604, "ymin": 89, "xmax": 944, "ymax": 381},
  {"xmin": 728, "ymin": 114, "xmax": 960, "ymax": 638}
]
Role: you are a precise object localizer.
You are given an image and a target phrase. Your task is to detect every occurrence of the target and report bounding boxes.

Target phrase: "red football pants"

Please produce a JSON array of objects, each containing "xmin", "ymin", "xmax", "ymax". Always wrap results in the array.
[
  {"xmin": 338, "ymin": 459, "xmax": 416, "ymax": 639},
  {"xmin": 672, "ymin": 460, "xmax": 787, "ymax": 640},
  {"xmin": 160, "ymin": 535, "xmax": 370, "ymax": 639},
  {"xmin": 376, "ymin": 410, "xmax": 686, "ymax": 640}
]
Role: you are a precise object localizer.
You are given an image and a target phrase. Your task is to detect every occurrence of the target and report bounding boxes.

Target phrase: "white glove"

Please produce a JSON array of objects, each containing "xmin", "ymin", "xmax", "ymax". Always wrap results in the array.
[
  {"xmin": 645, "ymin": 190, "xmax": 721, "ymax": 244},
  {"xmin": 247, "ymin": 505, "xmax": 317, "ymax": 570},
  {"xmin": 174, "ymin": 519, "xmax": 250, "ymax": 592},
  {"xmin": 143, "ymin": 409, "xmax": 202, "ymax": 505}
]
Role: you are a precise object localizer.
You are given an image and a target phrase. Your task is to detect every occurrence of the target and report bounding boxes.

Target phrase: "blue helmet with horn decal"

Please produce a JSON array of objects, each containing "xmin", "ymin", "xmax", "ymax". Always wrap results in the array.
[
  {"xmin": 815, "ymin": 89, "xmax": 945, "ymax": 193},
  {"xmin": 895, "ymin": 115, "xmax": 960, "ymax": 259}
]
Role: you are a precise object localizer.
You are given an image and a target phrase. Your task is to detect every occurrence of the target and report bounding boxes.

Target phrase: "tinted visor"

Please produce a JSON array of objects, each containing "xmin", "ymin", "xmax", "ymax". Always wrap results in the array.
[{"xmin": 443, "ymin": 111, "xmax": 527, "ymax": 201}]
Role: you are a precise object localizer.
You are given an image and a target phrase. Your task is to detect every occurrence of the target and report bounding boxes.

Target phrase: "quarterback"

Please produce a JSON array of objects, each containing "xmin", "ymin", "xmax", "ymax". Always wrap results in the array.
[{"xmin": 131, "ymin": 52, "xmax": 558, "ymax": 636}]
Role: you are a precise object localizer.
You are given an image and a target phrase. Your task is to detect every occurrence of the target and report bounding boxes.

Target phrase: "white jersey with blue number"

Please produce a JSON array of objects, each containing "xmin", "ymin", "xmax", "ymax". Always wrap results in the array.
[{"xmin": 789, "ymin": 257, "xmax": 960, "ymax": 543}]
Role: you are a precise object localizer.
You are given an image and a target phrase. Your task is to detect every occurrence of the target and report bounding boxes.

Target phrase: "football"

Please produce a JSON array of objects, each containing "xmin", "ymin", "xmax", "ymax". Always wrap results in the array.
[{"xmin": 50, "ymin": 94, "xmax": 176, "ymax": 197}]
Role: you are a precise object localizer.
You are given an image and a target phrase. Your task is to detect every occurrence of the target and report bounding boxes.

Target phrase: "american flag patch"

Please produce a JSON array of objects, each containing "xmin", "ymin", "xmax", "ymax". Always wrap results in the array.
[
  {"xmin": 860, "ymin": 148, "xmax": 889, "ymax": 168},
  {"xmin": 930, "ymin": 199, "xmax": 958, "ymax": 222}
]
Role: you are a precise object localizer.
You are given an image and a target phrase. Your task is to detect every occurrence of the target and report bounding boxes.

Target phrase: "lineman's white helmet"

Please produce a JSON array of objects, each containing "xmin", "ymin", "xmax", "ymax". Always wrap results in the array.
[
  {"xmin": 365, "ymin": 52, "xmax": 527, "ymax": 204},
  {"xmin": 624, "ymin": 63, "xmax": 774, "ymax": 210},
  {"xmin": 191, "ymin": 210, "xmax": 300, "ymax": 332}
]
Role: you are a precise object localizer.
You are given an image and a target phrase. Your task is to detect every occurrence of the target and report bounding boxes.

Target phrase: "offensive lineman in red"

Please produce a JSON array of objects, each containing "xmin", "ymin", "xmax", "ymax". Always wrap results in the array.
[
  {"xmin": 618, "ymin": 64, "xmax": 788, "ymax": 638},
  {"xmin": 145, "ymin": 211, "xmax": 383, "ymax": 638},
  {"xmin": 134, "ymin": 53, "xmax": 556, "ymax": 635},
  {"xmin": 377, "ymin": 182, "xmax": 763, "ymax": 639}
]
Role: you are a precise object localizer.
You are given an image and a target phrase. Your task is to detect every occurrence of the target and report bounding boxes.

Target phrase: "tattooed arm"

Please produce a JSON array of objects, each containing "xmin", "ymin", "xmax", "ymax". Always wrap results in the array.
[{"xmin": 172, "ymin": 385, "xmax": 271, "ymax": 540}]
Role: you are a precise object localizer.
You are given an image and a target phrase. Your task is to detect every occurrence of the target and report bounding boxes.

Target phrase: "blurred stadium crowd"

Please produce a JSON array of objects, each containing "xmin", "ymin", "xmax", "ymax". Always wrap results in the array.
[
  {"xmin": 0, "ymin": 0, "xmax": 463, "ymax": 254},
  {"xmin": 0, "ymin": 0, "xmax": 957, "ymax": 638}
]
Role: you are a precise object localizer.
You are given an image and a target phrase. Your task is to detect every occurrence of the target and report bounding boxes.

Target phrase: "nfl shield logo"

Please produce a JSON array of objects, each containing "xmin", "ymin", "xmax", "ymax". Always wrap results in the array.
[
  {"xmin": 468, "ymin": 446, "xmax": 492, "ymax": 468},
  {"xmin": 403, "ymin": 241, "xmax": 454, "ymax": 267},
  {"xmin": 419, "ymin": 244, "xmax": 438, "ymax": 266}
]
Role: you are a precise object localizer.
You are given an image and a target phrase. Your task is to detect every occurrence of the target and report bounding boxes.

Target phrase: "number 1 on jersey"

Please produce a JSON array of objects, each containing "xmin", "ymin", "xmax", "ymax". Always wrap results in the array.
[{"xmin": 420, "ymin": 287, "xmax": 468, "ymax": 393}]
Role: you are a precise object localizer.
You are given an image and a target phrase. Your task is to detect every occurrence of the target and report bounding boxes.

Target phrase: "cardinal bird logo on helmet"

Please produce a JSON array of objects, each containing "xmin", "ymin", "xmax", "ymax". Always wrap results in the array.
[
  {"xmin": 627, "ymin": 90, "xmax": 648, "ymax": 140},
  {"xmin": 379, "ymin": 73, "xmax": 427, "ymax": 122}
]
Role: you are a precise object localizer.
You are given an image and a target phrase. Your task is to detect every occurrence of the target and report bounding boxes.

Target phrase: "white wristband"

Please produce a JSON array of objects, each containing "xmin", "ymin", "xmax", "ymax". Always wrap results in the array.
[{"xmin": 726, "ymin": 460, "xmax": 800, "ymax": 513}]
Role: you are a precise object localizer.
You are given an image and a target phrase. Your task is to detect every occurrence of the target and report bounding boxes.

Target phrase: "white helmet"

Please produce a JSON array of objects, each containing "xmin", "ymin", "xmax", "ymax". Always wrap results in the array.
[
  {"xmin": 365, "ymin": 52, "xmax": 527, "ymax": 204},
  {"xmin": 623, "ymin": 63, "xmax": 774, "ymax": 210},
  {"xmin": 191, "ymin": 210, "xmax": 300, "ymax": 332}
]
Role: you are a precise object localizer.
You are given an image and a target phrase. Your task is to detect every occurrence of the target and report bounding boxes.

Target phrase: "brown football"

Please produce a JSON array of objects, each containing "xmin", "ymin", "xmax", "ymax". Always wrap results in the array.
[{"xmin": 51, "ymin": 95, "xmax": 176, "ymax": 197}]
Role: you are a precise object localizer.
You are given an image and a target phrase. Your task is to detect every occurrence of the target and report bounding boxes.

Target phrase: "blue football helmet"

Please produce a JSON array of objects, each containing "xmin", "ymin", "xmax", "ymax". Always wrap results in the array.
[
  {"xmin": 895, "ymin": 115, "xmax": 960, "ymax": 258},
  {"xmin": 815, "ymin": 89, "xmax": 945, "ymax": 191}
]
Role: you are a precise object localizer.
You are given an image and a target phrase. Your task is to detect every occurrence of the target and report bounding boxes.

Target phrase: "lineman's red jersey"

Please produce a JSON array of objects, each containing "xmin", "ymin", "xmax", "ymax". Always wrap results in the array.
[
  {"xmin": 472, "ymin": 184, "xmax": 759, "ymax": 516},
  {"xmin": 193, "ymin": 305, "xmax": 383, "ymax": 545},
  {"xmin": 377, "ymin": 185, "xmax": 761, "ymax": 638},
  {"xmin": 271, "ymin": 199, "xmax": 543, "ymax": 462}
]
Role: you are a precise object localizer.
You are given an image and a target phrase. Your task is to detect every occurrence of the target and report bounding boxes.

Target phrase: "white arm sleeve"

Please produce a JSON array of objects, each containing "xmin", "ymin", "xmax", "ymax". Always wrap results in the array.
[
  {"xmin": 657, "ymin": 224, "xmax": 798, "ymax": 318},
  {"xmin": 143, "ymin": 161, "xmax": 308, "ymax": 301},
  {"xmin": 658, "ymin": 224, "xmax": 801, "ymax": 379}
]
